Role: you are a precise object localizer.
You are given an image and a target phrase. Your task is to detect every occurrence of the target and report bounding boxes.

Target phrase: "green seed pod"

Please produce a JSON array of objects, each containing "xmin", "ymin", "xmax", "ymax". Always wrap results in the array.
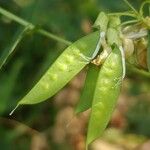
[
  {"xmin": 15, "ymin": 31, "xmax": 100, "ymax": 106},
  {"xmin": 108, "ymin": 16, "xmax": 121, "ymax": 29},
  {"xmin": 86, "ymin": 45, "xmax": 123, "ymax": 146},
  {"xmin": 75, "ymin": 64, "xmax": 100, "ymax": 114},
  {"xmin": 107, "ymin": 16, "xmax": 122, "ymax": 46},
  {"xmin": 107, "ymin": 28, "xmax": 121, "ymax": 46}
]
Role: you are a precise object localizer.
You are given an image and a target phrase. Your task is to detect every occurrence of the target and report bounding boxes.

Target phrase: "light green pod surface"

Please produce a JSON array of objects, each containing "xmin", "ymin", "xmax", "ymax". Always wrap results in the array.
[
  {"xmin": 107, "ymin": 28, "xmax": 121, "ymax": 46},
  {"xmin": 18, "ymin": 31, "xmax": 100, "ymax": 105},
  {"xmin": 87, "ymin": 45, "xmax": 123, "ymax": 145},
  {"xmin": 108, "ymin": 16, "xmax": 121, "ymax": 29},
  {"xmin": 107, "ymin": 16, "xmax": 121, "ymax": 46},
  {"xmin": 75, "ymin": 64, "xmax": 100, "ymax": 114}
]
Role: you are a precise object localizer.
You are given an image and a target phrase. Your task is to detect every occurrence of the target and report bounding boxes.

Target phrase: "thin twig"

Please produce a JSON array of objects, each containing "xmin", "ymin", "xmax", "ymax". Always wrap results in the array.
[
  {"xmin": 139, "ymin": 0, "xmax": 150, "ymax": 16},
  {"xmin": 108, "ymin": 11, "xmax": 136, "ymax": 18},
  {"xmin": 0, "ymin": 7, "xmax": 72, "ymax": 46},
  {"xmin": 123, "ymin": 0, "xmax": 139, "ymax": 16},
  {"xmin": 127, "ymin": 63, "xmax": 150, "ymax": 78},
  {"xmin": 121, "ymin": 19, "xmax": 139, "ymax": 26}
]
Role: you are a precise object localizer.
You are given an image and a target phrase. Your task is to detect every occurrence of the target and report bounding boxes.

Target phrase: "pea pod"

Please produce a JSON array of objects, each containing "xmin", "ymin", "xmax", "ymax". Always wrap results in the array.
[
  {"xmin": 12, "ymin": 31, "xmax": 100, "ymax": 110},
  {"xmin": 75, "ymin": 64, "xmax": 100, "ymax": 114},
  {"xmin": 107, "ymin": 28, "xmax": 121, "ymax": 46},
  {"xmin": 107, "ymin": 16, "xmax": 121, "ymax": 46},
  {"xmin": 86, "ymin": 45, "xmax": 123, "ymax": 146},
  {"xmin": 107, "ymin": 16, "xmax": 126, "ymax": 79},
  {"xmin": 75, "ymin": 12, "xmax": 109, "ymax": 114}
]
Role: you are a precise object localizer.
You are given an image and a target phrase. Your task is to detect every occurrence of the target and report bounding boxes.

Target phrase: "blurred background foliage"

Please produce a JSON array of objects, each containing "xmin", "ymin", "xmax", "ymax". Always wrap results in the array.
[{"xmin": 0, "ymin": 0, "xmax": 150, "ymax": 150}]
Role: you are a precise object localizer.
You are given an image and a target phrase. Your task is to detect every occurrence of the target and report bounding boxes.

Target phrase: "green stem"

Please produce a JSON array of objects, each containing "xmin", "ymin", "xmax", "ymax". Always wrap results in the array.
[
  {"xmin": 0, "ymin": 6, "xmax": 72, "ymax": 46},
  {"xmin": 123, "ymin": 0, "xmax": 139, "ymax": 16},
  {"xmin": 127, "ymin": 63, "xmax": 150, "ymax": 78},
  {"xmin": 139, "ymin": 0, "xmax": 150, "ymax": 16},
  {"xmin": 121, "ymin": 19, "xmax": 139, "ymax": 26},
  {"xmin": 108, "ymin": 11, "xmax": 136, "ymax": 18}
]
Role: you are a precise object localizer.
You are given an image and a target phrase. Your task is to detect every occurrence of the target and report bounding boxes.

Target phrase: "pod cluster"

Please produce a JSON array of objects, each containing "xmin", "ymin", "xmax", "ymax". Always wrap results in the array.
[{"xmin": 11, "ymin": 3, "xmax": 150, "ymax": 149}]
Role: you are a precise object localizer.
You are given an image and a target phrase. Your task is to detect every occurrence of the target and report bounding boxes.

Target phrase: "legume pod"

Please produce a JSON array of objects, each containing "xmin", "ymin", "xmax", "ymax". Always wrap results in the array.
[
  {"xmin": 17, "ymin": 31, "xmax": 100, "ymax": 106},
  {"xmin": 75, "ymin": 64, "xmax": 100, "ymax": 114},
  {"xmin": 86, "ymin": 44, "xmax": 123, "ymax": 146}
]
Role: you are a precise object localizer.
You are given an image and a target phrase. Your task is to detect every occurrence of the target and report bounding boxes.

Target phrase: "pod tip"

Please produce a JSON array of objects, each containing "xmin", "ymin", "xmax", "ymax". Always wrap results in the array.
[{"xmin": 9, "ymin": 104, "xmax": 19, "ymax": 116}]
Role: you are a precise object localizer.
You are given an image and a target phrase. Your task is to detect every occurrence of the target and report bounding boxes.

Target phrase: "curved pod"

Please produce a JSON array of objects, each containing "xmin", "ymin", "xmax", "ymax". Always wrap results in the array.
[
  {"xmin": 75, "ymin": 64, "xmax": 100, "ymax": 114},
  {"xmin": 87, "ymin": 45, "xmax": 123, "ymax": 145},
  {"xmin": 17, "ymin": 31, "xmax": 100, "ymax": 105}
]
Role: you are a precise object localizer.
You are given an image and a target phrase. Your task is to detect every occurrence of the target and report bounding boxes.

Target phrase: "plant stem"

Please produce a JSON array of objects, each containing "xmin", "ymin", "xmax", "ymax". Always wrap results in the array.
[
  {"xmin": 121, "ymin": 19, "xmax": 139, "ymax": 26},
  {"xmin": 123, "ymin": 0, "xmax": 139, "ymax": 16},
  {"xmin": 139, "ymin": 0, "xmax": 150, "ymax": 16},
  {"xmin": 108, "ymin": 11, "xmax": 136, "ymax": 18},
  {"xmin": 127, "ymin": 63, "xmax": 150, "ymax": 78},
  {"xmin": 0, "ymin": 6, "xmax": 72, "ymax": 46}
]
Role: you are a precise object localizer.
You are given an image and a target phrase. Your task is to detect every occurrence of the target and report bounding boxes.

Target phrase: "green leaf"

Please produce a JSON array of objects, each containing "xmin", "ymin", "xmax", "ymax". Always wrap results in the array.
[
  {"xmin": 75, "ymin": 64, "xmax": 100, "ymax": 114},
  {"xmin": 147, "ymin": 28, "xmax": 150, "ymax": 72},
  {"xmin": 15, "ymin": 31, "xmax": 100, "ymax": 106},
  {"xmin": 86, "ymin": 45, "xmax": 123, "ymax": 146},
  {"xmin": 0, "ymin": 27, "xmax": 29, "ymax": 69}
]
